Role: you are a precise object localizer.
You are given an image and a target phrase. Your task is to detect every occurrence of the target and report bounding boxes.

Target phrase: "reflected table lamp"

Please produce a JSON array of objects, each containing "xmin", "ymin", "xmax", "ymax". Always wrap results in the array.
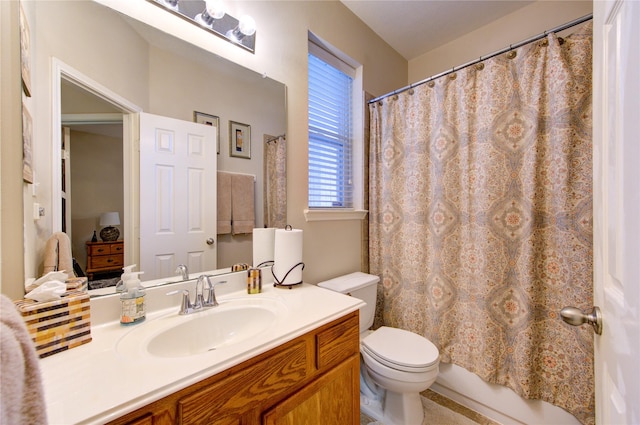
[{"xmin": 99, "ymin": 212, "xmax": 120, "ymax": 242}]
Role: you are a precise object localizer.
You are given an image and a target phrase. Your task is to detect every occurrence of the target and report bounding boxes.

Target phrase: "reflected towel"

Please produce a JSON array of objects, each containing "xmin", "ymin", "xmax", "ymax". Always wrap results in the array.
[
  {"xmin": 217, "ymin": 171, "xmax": 232, "ymax": 234},
  {"xmin": 0, "ymin": 295, "xmax": 48, "ymax": 424},
  {"xmin": 42, "ymin": 231, "xmax": 74, "ymax": 279},
  {"xmin": 231, "ymin": 173, "xmax": 255, "ymax": 235}
]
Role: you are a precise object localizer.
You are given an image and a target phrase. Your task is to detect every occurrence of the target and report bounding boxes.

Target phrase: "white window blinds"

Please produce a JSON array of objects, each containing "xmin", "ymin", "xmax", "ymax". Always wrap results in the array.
[{"xmin": 308, "ymin": 45, "xmax": 354, "ymax": 208}]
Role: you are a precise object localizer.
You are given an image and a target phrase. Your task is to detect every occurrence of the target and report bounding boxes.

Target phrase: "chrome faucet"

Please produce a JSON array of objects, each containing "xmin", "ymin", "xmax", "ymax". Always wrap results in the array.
[
  {"xmin": 167, "ymin": 276, "xmax": 227, "ymax": 315},
  {"xmin": 176, "ymin": 264, "xmax": 189, "ymax": 280}
]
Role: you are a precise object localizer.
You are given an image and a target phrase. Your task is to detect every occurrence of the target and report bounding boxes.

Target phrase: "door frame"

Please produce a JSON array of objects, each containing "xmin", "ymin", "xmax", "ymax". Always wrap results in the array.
[{"xmin": 51, "ymin": 58, "xmax": 142, "ymax": 266}]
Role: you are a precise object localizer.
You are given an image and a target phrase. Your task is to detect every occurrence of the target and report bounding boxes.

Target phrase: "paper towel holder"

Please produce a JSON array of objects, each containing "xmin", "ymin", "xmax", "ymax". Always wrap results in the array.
[{"xmin": 272, "ymin": 262, "xmax": 305, "ymax": 289}]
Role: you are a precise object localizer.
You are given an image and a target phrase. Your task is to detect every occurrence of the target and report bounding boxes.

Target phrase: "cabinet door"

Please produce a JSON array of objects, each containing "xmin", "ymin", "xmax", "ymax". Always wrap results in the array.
[
  {"xmin": 262, "ymin": 356, "xmax": 360, "ymax": 425},
  {"xmin": 178, "ymin": 341, "xmax": 308, "ymax": 425}
]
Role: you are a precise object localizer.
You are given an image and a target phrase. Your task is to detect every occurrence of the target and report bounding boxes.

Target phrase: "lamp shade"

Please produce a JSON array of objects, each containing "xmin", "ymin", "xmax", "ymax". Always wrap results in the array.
[{"xmin": 100, "ymin": 211, "xmax": 120, "ymax": 226}]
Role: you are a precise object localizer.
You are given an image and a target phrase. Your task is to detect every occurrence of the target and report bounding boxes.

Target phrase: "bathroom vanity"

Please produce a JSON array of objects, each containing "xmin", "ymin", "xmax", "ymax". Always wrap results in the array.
[
  {"xmin": 38, "ymin": 273, "xmax": 364, "ymax": 424},
  {"xmin": 108, "ymin": 311, "xmax": 359, "ymax": 424}
]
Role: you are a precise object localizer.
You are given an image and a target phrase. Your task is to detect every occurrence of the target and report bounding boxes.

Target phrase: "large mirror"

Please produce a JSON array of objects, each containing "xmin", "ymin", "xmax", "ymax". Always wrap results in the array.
[{"xmin": 29, "ymin": 1, "xmax": 286, "ymax": 293}]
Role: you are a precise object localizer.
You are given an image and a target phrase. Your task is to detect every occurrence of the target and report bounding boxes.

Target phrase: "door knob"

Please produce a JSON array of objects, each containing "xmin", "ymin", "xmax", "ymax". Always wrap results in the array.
[
  {"xmin": 206, "ymin": 238, "xmax": 215, "ymax": 245},
  {"xmin": 560, "ymin": 306, "xmax": 602, "ymax": 335}
]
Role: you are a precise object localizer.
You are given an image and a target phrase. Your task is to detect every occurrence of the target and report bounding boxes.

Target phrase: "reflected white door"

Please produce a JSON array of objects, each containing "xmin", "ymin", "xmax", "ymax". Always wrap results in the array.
[
  {"xmin": 593, "ymin": 1, "xmax": 640, "ymax": 423},
  {"xmin": 139, "ymin": 112, "xmax": 217, "ymax": 280}
]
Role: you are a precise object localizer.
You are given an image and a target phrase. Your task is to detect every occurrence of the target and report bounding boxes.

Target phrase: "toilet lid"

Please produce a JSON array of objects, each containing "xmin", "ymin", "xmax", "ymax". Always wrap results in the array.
[{"xmin": 362, "ymin": 326, "xmax": 439, "ymax": 372}]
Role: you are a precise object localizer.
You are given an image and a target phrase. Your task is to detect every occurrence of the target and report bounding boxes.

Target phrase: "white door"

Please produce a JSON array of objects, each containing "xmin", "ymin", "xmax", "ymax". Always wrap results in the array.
[
  {"xmin": 139, "ymin": 112, "xmax": 217, "ymax": 281},
  {"xmin": 593, "ymin": 1, "xmax": 640, "ymax": 423}
]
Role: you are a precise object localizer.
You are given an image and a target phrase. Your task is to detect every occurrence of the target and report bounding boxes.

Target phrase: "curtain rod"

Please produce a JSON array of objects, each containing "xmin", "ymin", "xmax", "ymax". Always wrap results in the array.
[
  {"xmin": 265, "ymin": 134, "xmax": 286, "ymax": 143},
  {"xmin": 368, "ymin": 13, "xmax": 593, "ymax": 104}
]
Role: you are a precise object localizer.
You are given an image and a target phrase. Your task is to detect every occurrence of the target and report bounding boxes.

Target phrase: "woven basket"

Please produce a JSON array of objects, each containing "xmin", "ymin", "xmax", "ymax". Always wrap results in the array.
[{"xmin": 14, "ymin": 290, "xmax": 92, "ymax": 358}]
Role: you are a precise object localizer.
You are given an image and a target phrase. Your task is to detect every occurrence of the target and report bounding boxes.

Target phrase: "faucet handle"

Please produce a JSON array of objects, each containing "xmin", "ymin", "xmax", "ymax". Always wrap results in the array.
[
  {"xmin": 204, "ymin": 278, "xmax": 226, "ymax": 307},
  {"xmin": 167, "ymin": 289, "xmax": 194, "ymax": 315}
]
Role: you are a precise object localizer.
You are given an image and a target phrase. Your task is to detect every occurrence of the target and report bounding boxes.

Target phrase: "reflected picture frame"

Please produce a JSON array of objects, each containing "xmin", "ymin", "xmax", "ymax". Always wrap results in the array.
[
  {"xmin": 229, "ymin": 121, "xmax": 251, "ymax": 159},
  {"xmin": 194, "ymin": 111, "xmax": 220, "ymax": 154},
  {"xmin": 22, "ymin": 104, "xmax": 34, "ymax": 183}
]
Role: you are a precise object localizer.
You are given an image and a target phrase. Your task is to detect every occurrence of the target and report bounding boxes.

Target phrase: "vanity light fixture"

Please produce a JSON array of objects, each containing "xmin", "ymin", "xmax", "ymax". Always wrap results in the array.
[
  {"xmin": 226, "ymin": 15, "xmax": 256, "ymax": 44},
  {"xmin": 194, "ymin": 0, "xmax": 227, "ymax": 27},
  {"xmin": 149, "ymin": 0, "xmax": 257, "ymax": 53},
  {"xmin": 159, "ymin": 0, "xmax": 179, "ymax": 11}
]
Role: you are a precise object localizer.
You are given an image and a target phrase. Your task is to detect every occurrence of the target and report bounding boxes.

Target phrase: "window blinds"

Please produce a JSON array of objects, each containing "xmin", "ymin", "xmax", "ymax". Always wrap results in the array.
[{"xmin": 308, "ymin": 51, "xmax": 354, "ymax": 208}]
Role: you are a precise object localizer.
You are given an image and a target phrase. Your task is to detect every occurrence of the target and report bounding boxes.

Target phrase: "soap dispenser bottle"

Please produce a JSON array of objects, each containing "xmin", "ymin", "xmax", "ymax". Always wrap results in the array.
[
  {"xmin": 116, "ymin": 264, "xmax": 137, "ymax": 293},
  {"xmin": 120, "ymin": 271, "xmax": 146, "ymax": 325}
]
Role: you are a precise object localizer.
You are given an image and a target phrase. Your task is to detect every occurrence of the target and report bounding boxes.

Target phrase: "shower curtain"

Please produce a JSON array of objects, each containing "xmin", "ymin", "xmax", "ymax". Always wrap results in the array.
[
  {"xmin": 369, "ymin": 24, "xmax": 593, "ymax": 424},
  {"xmin": 264, "ymin": 136, "xmax": 287, "ymax": 228}
]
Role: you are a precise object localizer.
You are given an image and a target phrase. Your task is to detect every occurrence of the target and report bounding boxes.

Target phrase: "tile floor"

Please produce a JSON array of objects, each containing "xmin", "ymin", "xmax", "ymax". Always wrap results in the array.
[{"xmin": 360, "ymin": 389, "xmax": 501, "ymax": 425}]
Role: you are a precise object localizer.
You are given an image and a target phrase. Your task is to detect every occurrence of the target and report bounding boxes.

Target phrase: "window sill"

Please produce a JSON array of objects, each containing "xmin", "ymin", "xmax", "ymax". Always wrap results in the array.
[{"xmin": 303, "ymin": 209, "xmax": 368, "ymax": 222}]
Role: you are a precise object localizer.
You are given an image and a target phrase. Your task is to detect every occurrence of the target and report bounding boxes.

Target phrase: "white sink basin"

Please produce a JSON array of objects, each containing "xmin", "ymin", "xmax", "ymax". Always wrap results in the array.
[{"xmin": 116, "ymin": 296, "xmax": 287, "ymax": 358}]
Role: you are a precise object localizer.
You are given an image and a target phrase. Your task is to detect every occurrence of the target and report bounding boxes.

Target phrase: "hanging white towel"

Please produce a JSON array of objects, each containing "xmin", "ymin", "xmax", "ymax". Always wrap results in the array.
[
  {"xmin": 217, "ymin": 171, "xmax": 232, "ymax": 234},
  {"xmin": 231, "ymin": 173, "xmax": 255, "ymax": 235}
]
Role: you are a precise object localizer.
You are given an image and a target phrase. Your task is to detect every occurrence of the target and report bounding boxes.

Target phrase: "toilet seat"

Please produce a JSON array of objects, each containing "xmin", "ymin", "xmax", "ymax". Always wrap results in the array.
[{"xmin": 362, "ymin": 326, "xmax": 439, "ymax": 373}]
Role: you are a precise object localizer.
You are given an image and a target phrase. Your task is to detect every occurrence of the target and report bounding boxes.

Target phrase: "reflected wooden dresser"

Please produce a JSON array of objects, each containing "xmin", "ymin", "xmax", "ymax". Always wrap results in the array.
[{"xmin": 86, "ymin": 241, "xmax": 124, "ymax": 279}]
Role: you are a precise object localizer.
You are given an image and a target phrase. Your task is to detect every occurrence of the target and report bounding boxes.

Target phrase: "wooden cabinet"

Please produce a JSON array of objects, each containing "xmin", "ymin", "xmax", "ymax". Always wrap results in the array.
[
  {"xmin": 86, "ymin": 241, "xmax": 124, "ymax": 279},
  {"xmin": 107, "ymin": 311, "xmax": 360, "ymax": 425}
]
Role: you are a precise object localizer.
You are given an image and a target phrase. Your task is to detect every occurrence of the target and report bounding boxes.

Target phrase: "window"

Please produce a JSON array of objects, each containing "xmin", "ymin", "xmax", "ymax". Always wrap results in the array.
[{"xmin": 308, "ymin": 40, "xmax": 355, "ymax": 209}]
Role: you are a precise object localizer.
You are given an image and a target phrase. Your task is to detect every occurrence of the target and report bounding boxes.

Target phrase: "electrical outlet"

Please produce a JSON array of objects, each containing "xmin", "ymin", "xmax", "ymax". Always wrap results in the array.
[{"xmin": 33, "ymin": 203, "xmax": 41, "ymax": 220}]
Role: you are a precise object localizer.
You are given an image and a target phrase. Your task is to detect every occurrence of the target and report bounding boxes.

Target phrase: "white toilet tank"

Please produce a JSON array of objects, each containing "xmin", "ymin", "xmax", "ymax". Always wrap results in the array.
[{"xmin": 317, "ymin": 272, "xmax": 379, "ymax": 333}]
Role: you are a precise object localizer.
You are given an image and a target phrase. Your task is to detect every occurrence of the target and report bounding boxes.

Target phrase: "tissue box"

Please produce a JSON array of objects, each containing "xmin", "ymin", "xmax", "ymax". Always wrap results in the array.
[
  {"xmin": 13, "ymin": 290, "xmax": 92, "ymax": 358},
  {"xmin": 24, "ymin": 276, "xmax": 88, "ymax": 293}
]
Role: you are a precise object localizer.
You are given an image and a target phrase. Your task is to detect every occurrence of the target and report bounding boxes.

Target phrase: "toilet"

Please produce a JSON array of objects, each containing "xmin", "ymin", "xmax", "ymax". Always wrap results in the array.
[{"xmin": 318, "ymin": 272, "xmax": 439, "ymax": 425}]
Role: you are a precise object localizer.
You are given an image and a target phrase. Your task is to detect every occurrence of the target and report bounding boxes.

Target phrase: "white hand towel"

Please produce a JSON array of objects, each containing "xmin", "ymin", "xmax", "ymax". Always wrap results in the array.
[{"xmin": 0, "ymin": 295, "xmax": 48, "ymax": 424}]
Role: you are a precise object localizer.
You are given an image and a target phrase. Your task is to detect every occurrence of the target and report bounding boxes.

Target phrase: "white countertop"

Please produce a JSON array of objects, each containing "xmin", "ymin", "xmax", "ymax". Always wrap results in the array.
[{"xmin": 39, "ymin": 275, "xmax": 363, "ymax": 425}]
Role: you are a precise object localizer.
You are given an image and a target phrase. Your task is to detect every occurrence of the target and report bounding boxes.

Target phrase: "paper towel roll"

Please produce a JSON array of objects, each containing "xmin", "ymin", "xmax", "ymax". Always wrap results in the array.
[
  {"xmin": 273, "ymin": 228, "xmax": 304, "ymax": 286},
  {"xmin": 253, "ymin": 228, "xmax": 276, "ymax": 267}
]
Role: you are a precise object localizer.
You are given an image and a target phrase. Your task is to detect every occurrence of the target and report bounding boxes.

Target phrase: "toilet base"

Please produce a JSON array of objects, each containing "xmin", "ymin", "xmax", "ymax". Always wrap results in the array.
[
  {"xmin": 360, "ymin": 392, "xmax": 384, "ymax": 422},
  {"xmin": 383, "ymin": 390, "xmax": 424, "ymax": 425},
  {"xmin": 360, "ymin": 390, "xmax": 425, "ymax": 425}
]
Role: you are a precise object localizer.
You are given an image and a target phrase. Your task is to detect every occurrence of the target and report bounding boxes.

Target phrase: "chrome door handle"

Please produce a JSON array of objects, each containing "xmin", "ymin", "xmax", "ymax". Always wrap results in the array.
[
  {"xmin": 560, "ymin": 306, "xmax": 602, "ymax": 335},
  {"xmin": 206, "ymin": 238, "xmax": 215, "ymax": 245}
]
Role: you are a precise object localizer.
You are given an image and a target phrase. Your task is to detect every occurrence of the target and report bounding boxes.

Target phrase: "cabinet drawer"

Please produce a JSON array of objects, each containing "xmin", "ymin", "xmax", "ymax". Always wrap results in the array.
[
  {"xmin": 110, "ymin": 244, "xmax": 124, "ymax": 254},
  {"xmin": 88, "ymin": 243, "xmax": 123, "ymax": 256},
  {"xmin": 178, "ymin": 340, "xmax": 308, "ymax": 424},
  {"xmin": 89, "ymin": 244, "xmax": 111, "ymax": 256},
  {"xmin": 89, "ymin": 254, "xmax": 123, "ymax": 269},
  {"xmin": 316, "ymin": 312, "xmax": 359, "ymax": 370}
]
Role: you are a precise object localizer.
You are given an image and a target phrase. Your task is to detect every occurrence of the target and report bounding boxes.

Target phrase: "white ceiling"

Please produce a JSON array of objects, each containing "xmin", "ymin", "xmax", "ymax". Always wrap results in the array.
[{"xmin": 340, "ymin": 0, "xmax": 534, "ymax": 60}]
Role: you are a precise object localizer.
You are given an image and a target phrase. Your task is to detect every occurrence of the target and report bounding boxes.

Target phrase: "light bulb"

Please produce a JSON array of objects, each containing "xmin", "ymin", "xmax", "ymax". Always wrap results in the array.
[
  {"xmin": 160, "ymin": 0, "xmax": 179, "ymax": 11},
  {"xmin": 206, "ymin": 0, "xmax": 226, "ymax": 19},
  {"xmin": 195, "ymin": 0, "xmax": 226, "ymax": 27},
  {"xmin": 238, "ymin": 15, "xmax": 256, "ymax": 36}
]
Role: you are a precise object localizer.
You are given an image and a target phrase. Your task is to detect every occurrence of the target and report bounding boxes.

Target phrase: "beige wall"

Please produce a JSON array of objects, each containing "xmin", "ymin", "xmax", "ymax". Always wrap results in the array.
[
  {"xmin": 69, "ymin": 130, "xmax": 124, "ymax": 270},
  {"xmin": 408, "ymin": 1, "xmax": 592, "ymax": 83},
  {"xmin": 0, "ymin": 1, "xmax": 25, "ymax": 299}
]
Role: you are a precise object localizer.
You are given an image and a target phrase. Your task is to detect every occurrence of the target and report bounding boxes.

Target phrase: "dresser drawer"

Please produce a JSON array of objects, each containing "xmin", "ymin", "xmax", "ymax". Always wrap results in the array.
[
  {"xmin": 109, "ymin": 244, "xmax": 124, "ymax": 254},
  {"xmin": 88, "ymin": 254, "xmax": 123, "ymax": 270},
  {"xmin": 89, "ymin": 244, "xmax": 111, "ymax": 256}
]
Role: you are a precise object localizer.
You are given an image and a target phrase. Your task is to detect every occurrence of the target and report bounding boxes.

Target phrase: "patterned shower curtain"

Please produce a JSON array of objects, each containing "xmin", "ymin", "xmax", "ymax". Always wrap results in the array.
[
  {"xmin": 264, "ymin": 136, "xmax": 287, "ymax": 228},
  {"xmin": 369, "ymin": 24, "xmax": 593, "ymax": 424}
]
